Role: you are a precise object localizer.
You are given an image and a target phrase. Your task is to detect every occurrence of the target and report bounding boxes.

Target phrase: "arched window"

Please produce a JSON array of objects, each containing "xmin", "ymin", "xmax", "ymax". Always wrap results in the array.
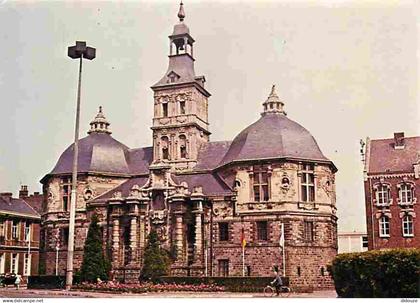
[
  {"xmin": 379, "ymin": 216, "xmax": 390, "ymax": 237},
  {"xmin": 161, "ymin": 136, "xmax": 169, "ymax": 160},
  {"xmin": 402, "ymin": 215, "xmax": 414, "ymax": 237},
  {"xmin": 179, "ymin": 135, "xmax": 187, "ymax": 159}
]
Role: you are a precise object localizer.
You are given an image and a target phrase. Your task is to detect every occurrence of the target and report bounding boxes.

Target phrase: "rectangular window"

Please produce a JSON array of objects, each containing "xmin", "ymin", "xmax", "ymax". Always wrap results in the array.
[
  {"xmin": 0, "ymin": 221, "xmax": 4, "ymax": 238},
  {"xmin": 219, "ymin": 223, "xmax": 229, "ymax": 242},
  {"xmin": 218, "ymin": 259, "xmax": 229, "ymax": 277},
  {"xmin": 24, "ymin": 253, "xmax": 31, "ymax": 276},
  {"xmin": 304, "ymin": 221, "xmax": 314, "ymax": 242},
  {"xmin": 253, "ymin": 166, "xmax": 270, "ymax": 202},
  {"xmin": 377, "ymin": 185, "xmax": 389, "ymax": 205},
  {"xmin": 179, "ymin": 101, "xmax": 186, "ymax": 115},
  {"xmin": 402, "ymin": 216, "xmax": 413, "ymax": 237},
  {"xmin": 162, "ymin": 102, "xmax": 168, "ymax": 117},
  {"xmin": 12, "ymin": 221, "xmax": 19, "ymax": 239},
  {"xmin": 400, "ymin": 184, "xmax": 412, "ymax": 204},
  {"xmin": 257, "ymin": 221, "xmax": 268, "ymax": 241},
  {"xmin": 11, "ymin": 253, "xmax": 18, "ymax": 274},
  {"xmin": 301, "ymin": 164, "xmax": 315, "ymax": 202},
  {"xmin": 24, "ymin": 222, "xmax": 31, "ymax": 242},
  {"xmin": 379, "ymin": 217, "xmax": 390, "ymax": 237},
  {"xmin": 362, "ymin": 236, "xmax": 368, "ymax": 248},
  {"xmin": 62, "ymin": 227, "xmax": 69, "ymax": 246},
  {"xmin": 62, "ymin": 178, "xmax": 72, "ymax": 212},
  {"xmin": 0, "ymin": 253, "xmax": 4, "ymax": 274}
]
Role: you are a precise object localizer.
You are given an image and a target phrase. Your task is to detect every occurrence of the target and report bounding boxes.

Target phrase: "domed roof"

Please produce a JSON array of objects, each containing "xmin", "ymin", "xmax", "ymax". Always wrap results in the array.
[
  {"xmin": 49, "ymin": 107, "xmax": 131, "ymax": 176},
  {"xmin": 50, "ymin": 133, "xmax": 131, "ymax": 175},
  {"xmin": 220, "ymin": 86, "xmax": 331, "ymax": 166}
]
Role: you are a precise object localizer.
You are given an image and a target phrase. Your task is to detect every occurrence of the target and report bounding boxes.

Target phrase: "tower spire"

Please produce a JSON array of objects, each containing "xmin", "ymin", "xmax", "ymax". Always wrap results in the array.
[
  {"xmin": 178, "ymin": 1, "xmax": 185, "ymax": 22},
  {"xmin": 262, "ymin": 85, "xmax": 286, "ymax": 116}
]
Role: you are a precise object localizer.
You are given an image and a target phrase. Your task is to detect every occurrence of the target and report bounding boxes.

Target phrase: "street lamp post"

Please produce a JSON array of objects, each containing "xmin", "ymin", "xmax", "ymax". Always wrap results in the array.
[{"xmin": 66, "ymin": 41, "xmax": 96, "ymax": 290}]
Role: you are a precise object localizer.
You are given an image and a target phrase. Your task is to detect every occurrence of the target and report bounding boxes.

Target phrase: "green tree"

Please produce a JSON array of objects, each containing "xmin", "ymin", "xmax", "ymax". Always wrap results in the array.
[
  {"xmin": 140, "ymin": 230, "xmax": 171, "ymax": 281},
  {"xmin": 80, "ymin": 214, "xmax": 108, "ymax": 282}
]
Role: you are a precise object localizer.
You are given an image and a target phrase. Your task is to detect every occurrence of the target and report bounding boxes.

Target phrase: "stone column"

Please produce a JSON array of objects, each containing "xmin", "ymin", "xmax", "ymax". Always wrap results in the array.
[
  {"xmin": 175, "ymin": 214, "xmax": 184, "ymax": 260},
  {"xmin": 139, "ymin": 215, "xmax": 145, "ymax": 263},
  {"xmin": 193, "ymin": 200, "xmax": 203, "ymax": 264},
  {"xmin": 130, "ymin": 216, "xmax": 137, "ymax": 264},
  {"xmin": 112, "ymin": 217, "xmax": 120, "ymax": 265}
]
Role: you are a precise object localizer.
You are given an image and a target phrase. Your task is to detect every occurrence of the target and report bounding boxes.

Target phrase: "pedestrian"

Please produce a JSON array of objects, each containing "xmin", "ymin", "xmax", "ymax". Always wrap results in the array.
[
  {"xmin": 14, "ymin": 273, "xmax": 21, "ymax": 290},
  {"xmin": 270, "ymin": 266, "xmax": 283, "ymax": 296}
]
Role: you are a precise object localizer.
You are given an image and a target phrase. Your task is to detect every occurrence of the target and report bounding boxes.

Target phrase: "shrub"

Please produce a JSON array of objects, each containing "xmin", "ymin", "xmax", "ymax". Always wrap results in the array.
[
  {"xmin": 27, "ymin": 275, "xmax": 66, "ymax": 289},
  {"xmin": 80, "ymin": 214, "xmax": 108, "ymax": 282},
  {"xmin": 329, "ymin": 248, "xmax": 420, "ymax": 298},
  {"xmin": 140, "ymin": 230, "xmax": 171, "ymax": 281},
  {"xmin": 157, "ymin": 276, "xmax": 289, "ymax": 292}
]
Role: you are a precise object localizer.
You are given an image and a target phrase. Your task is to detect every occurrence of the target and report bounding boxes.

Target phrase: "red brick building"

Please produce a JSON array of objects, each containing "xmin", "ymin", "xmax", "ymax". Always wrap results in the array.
[
  {"xmin": 363, "ymin": 132, "xmax": 420, "ymax": 250},
  {"xmin": 0, "ymin": 191, "xmax": 41, "ymax": 278}
]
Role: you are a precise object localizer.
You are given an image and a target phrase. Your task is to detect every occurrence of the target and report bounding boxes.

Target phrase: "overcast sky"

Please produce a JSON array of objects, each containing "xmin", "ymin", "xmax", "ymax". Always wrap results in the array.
[{"xmin": 0, "ymin": 0, "xmax": 418, "ymax": 233}]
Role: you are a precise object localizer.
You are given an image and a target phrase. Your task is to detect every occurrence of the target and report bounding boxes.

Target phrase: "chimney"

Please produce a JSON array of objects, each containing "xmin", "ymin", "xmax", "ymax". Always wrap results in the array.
[
  {"xmin": 0, "ymin": 192, "xmax": 13, "ymax": 204},
  {"xmin": 394, "ymin": 132, "xmax": 405, "ymax": 149},
  {"xmin": 19, "ymin": 185, "xmax": 29, "ymax": 199}
]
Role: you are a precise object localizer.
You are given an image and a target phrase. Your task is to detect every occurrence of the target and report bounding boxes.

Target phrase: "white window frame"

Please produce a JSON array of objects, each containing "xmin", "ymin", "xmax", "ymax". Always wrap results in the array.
[
  {"xmin": 379, "ymin": 216, "xmax": 390, "ymax": 237},
  {"xmin": 0, "ymin": 253, "xmax": 5, "ymax": 274},
  {"xmin": 24, "ymin": 222, "xmax": 31, "ymax": 242},
  {"xmin": 12, "ymin": 221, "xmax": 19, "ymax": 239},
  {"xmin": 301, "ymin": 164, "xmax": 315, "ymax": 202},
  {"xmin": 376, "ymin": 185, "xmax": 389, "ymax": 206},
  {"xmin": 402, "ymin": 216, "xmax": 414, "ymax": 237},
  {"xmin": 24, "ymin": 253, "xmax": 31, "ymax": 276},
  {"xmin": 11, "ymin": 253, "xmax": 19, "ymax": 274}
]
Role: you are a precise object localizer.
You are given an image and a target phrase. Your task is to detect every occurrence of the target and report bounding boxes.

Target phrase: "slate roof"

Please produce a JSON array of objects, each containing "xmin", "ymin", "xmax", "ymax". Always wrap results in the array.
[
  {"xmin": 194, "ymin": 141, "xmax": 231, "ymax": 171},
  {"xmin": 220, "ymin": 113, "xmax": 330, "ymax": 166},
  {"xmin": 45, "ymin": 133, "xmax": 152, "ymax": 180},
  {"xmin": 173, "ymin": 173, "xmax": 232, "ymax": 196},
  {"xmin": 152, "ymin": 54, "xmax": 199, "ymax": 88},
  {"xmin": 92, "ymin": 176, "xmax": 150, "ymax": 202},
  {"xmin": 367, "ymin": 136, "xmax": 420, "ymax": 174},
  {"xmin": 0, "ymin": 195, "xmax": 40, "ymax": 218}
]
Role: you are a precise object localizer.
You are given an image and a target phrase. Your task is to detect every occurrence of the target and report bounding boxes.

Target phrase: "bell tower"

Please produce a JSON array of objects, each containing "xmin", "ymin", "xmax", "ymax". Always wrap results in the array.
[{"xmin": 151, "ymin": 2, "xmax": 211, "ymax": 171}]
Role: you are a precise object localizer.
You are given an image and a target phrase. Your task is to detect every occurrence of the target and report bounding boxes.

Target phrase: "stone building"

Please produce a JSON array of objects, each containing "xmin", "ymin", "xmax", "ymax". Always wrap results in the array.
[
  {"xmin": 363, "ymin": 132, "xmax": 419, "ymax": 250},
  {"xmin": 0, "ymin": 191, "xmax": 40, "ymax": 278},
  {"xmin": 39, "ymin": 3, "xmax": 338, "ymax": 289}
]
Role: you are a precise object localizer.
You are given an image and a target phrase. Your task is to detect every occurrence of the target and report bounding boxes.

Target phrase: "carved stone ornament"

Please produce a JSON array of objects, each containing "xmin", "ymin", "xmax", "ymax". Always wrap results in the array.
[
  {"xmin": 130, "ymin": 185, "xmax": 141, "ymax": 198},
  {"xmin": 193, "ymin": 186, "xmax": 203, "ymax": 194},
  {"xmin": 280, "ymin": 174, "xmax": 291, "ymax": 193},
  {"xmin": 156, "ymin": 226, "xmax": 168, "ymax": 241},
  {"xmin": 112, "ymin": 191, "xmax": 122, "ymax": 199},
  {"xmin": 213, "ymin": 206, "xmax": 229, "ymax": 218},
  {"xmin": 83, "ymin": 188, "xmax": 94, "ymax": 201},
  {"xmin": 150, "ymin": 210, "xmax": 167, "ymax": 225},
  {"xmin": 48, "ymin": 190, "xmax": 55, "ymax": 202}
]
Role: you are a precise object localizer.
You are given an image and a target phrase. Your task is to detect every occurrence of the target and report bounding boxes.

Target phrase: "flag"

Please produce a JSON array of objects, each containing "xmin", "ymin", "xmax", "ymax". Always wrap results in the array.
[
  {"xmin": 279, "ymin": 223, "xmax": 285, "ymax": 250},
  {"xmin": 241, "ymin": 227, "xmax": 246, "ymax": 248}
]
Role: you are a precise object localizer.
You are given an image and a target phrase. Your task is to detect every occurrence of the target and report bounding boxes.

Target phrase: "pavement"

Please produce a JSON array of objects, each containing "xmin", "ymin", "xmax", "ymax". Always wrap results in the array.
[{"xmin": 0, "ymin": 287, "xmax": 337, "ymax": 298}]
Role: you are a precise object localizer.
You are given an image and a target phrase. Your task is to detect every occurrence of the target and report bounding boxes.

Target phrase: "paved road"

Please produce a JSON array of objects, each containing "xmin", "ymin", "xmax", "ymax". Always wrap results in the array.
[{"xmin": 0, "ymin": 288, "xmax": 337, "ymax": 298}]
